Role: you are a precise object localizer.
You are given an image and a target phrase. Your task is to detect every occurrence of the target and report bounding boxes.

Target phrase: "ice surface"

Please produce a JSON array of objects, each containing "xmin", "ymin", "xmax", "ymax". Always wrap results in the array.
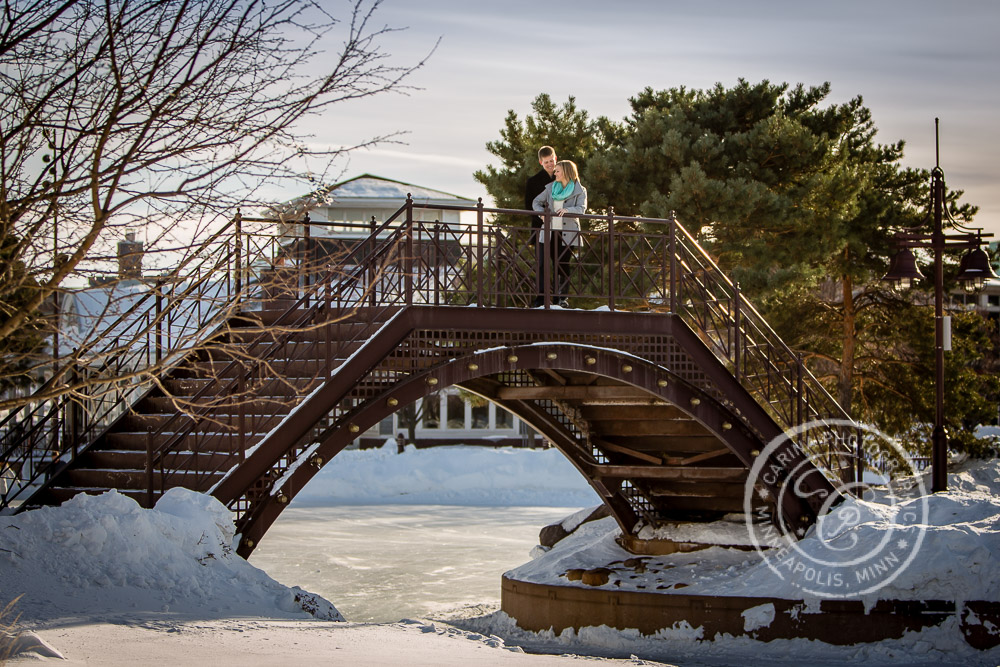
[{"xmin": 4, "ymin": 445, "xmax": 1000, "ymax": 665}]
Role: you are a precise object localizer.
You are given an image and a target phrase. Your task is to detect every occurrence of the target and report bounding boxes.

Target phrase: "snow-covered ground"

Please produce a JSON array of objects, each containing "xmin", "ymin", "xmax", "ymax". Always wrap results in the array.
[
  {"xmin": 2, "ymin": 441, "xmax": 1000, "ymax": 665},
  {"xmin": 291, "ymin": 442, "xmax": 601, "ymax": 507}
]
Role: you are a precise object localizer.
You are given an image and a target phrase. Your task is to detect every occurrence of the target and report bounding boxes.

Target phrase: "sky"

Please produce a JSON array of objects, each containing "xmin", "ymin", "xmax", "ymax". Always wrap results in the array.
[{"xmin": 306, "ymin": 0, "xmax": 1000, "ymax": 239}]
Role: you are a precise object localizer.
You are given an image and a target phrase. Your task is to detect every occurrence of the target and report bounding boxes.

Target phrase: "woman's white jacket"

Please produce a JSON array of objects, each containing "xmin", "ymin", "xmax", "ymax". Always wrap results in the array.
[{"xmin": 532, "ymin": 179, "xmax": 587, "ymax": 246}]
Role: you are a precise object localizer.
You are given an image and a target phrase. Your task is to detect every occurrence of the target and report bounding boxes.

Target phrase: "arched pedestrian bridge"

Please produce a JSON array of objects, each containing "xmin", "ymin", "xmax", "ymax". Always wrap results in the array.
[{"xmin": 1, "ymin": 199, "xmax": 859, "ymax": 557}]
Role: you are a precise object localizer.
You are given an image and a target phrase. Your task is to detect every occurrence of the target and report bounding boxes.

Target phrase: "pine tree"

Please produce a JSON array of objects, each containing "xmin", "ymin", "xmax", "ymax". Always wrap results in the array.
[
  {"xmin": 477, "ymin": 80, "xmax": 999, "ymax": 452},
  {"xmin": 473, "ymin": 94, "xmax": 618, "ymax": 219}
]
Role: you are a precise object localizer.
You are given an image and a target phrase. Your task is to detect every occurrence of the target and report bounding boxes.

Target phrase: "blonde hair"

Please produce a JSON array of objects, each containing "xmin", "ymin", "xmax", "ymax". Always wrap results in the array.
[{"xmin": 557, "ymin": 159, "xmax": 578, "ymax": 181}]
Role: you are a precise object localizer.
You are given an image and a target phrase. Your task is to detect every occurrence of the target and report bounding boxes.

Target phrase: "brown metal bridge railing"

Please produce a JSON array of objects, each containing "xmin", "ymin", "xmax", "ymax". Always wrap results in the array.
[
  {"xmin": 212, "ymin": 198, "xmax": 859, "ymax": 516},
  {"xmin": 1, "ymin": 196, "xmax": 859, "ymax": 515},
  {"xmin": 0, "ymin": 211, "xmax": 289, "ymax": 511}
]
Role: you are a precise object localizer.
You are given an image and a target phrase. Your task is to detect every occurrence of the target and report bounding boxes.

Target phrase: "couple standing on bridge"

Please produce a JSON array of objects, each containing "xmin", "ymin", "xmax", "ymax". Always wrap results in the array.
[{"xmin": 525, "ymin": 146, "xmax": 588, "ymax": 308}]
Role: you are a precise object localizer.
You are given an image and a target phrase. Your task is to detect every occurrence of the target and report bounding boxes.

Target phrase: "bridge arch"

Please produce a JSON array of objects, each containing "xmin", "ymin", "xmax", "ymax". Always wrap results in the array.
[{"xmin": 227, "ymin": 338, "xmax": 822, "ymax": 558}]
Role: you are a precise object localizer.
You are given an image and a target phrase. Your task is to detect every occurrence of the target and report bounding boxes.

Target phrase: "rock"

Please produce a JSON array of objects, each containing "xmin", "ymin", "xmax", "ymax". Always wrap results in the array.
[
  {"xmin": 538, "ymin": 504, "xmax": 611, "ymax": 548},
  {"xmin": 2, "ymin": 631, "xmax": 65, "ymax": 660},
  {"xmin": 581, "ymin": 568, "xmax": 612, "ymax": 586}
]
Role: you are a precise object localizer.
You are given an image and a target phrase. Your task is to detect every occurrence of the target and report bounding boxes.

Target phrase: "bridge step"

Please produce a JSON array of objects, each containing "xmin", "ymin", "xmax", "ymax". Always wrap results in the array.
[
  {"xmin": 234, "ymin": 306, "xmax": 396, "ymax": 327},
  {"xmin": 138, "ymin": 396, "xmax": 295, "ymax": 414},
  {"xmin": 161, "ymin": 377, "xmax": 316, "ymax": 396},
  {"xmin": 104, "ymin": 431, "xmax": 264, "ymax": 452},
  {"xmin": 172, "ymin": 359, "xmax": 334, "ymax": 379},
  {"xmin": 595, "ymin": 420, "xmax": 715, "ymax": 437},
  {"xmin": 77, "ymin": 449, "xmax": 236, "ymax": 471},
  {"xmin": 118, "ymin": 412, "xmax": 286, "ymax": 433},
  {"xmin": 195, "ymin": 339, "xmax": 361, "ymax": 362},
  {"xmin": 60, "ymin": 467, "xmax": 225, "ymax": 491},
  {"xmin": 38, "ymin": 486, "xmax": 206, "ymax": 507},
  {"xmin": 580, "ymin": 405, "xmax": 691, "ymax": 421},
  {"xmin": 222, "ymin": 324, "xmax": 375, "ymax": 346}
]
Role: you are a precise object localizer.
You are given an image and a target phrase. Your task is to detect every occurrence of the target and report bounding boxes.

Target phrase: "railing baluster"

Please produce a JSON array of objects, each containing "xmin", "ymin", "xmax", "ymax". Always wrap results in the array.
[
  {"xmin": 668, "ymin": 212, "xmax": 677, "ymax": 313},
  {"xmin": 405, "ymin": 196, "xmax": 414, "ymax": 306},
  {"xmin": 607, "ymin": 207, "xmax": 616, "ymax": 311},
  {"xmin": 302, "ymin": 214, "xmax": 311, "ymax": 308},
  {"xmin": 733, "ymin": 283, "xmax": 741, "ymax": 382},
  {"xmin": 234, "ymin": 209, "xmax": 242, "ymax": 298},
  {"xmin": 542, "ymin": 205, "xmax": 552, "ymax": 307},
  {"xmin": 146, "ymin": 428, "xmax": 154, "ymax": 509},
  {"xmin": 433, "ymin": 222, "xmax": 441, "ymax": 306},
  {"xmin": 476, "ymin": 198, "xmax": 484, "ymax": 306}
]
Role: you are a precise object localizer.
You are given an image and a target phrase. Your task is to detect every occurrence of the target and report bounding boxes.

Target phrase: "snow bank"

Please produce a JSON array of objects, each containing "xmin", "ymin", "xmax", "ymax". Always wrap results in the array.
[
  {"xmin": 464, "ymin": 609, "xmax": 991, "ymax": 666},
  {"xmin": 510, "ymin": 459, "xmax": 1000, "ymax": 606},
  {"xmin": 0, "ymin": 488, "xmax": 341, "ymax": 625},
  {"xmin": 292, "ymin": 442, "xmax": 600, "ymax": 507}
]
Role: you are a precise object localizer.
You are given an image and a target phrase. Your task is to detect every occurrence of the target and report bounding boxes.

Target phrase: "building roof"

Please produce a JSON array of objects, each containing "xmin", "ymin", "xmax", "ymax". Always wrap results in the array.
[
  {"xmin": 326, "ymin": 174, "xmax": 474, "ymax": 205},
  {"xmin": 264, "ymin": 174, "xmax": 474, "ymax": 220}
]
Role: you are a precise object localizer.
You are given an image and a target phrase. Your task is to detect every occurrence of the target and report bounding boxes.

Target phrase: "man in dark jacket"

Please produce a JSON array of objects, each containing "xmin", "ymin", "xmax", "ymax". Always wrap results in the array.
[{"xmin": 525, "ymin": 146, "xmax": 557, "ymax": 307}]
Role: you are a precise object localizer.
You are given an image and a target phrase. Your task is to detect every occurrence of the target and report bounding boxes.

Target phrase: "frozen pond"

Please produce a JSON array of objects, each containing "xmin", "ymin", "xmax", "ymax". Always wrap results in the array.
[{"xmin": 249, "ymin": 504, "xmax": 577, "ymax": 623}]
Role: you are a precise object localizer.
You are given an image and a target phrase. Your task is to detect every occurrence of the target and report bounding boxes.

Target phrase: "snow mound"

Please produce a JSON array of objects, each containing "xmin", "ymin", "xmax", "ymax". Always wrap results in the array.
[{"xmin": 0, "ymin": 488, "xmax": 343, "ymax": 624}]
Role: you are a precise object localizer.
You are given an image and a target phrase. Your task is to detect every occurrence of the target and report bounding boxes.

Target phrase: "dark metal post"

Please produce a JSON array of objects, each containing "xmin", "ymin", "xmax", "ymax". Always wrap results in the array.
[
  {"xmin": 476, "ymin": 198, "xmax": 484, "ymax": 306},
  {"xmin": 668, "ymin": 212, "xmax": 678, "ymax": 313},
  {"xmin": 433, "ymin": 222, "xmax": 441, "ymax": 306},
  {"xmin": 607, "ymin": 207, "xmax": 616, "ymax": 311},
  {"xmin": 931, "ymin": 166, "xmax": 948, "ymax": 493},
  {"xmin": 542, "ymin": 204, "xmax": 552, "ymax": 307},
  {"xmin": 52, "ymin": 210, "xmax": 59, "ymax": 379},
  {"xmin": 234, "ymin": 209, "xmax": 243, "ymax": 298},
  {"xmin": 368, "ymin": 215, "xmax": 377, "ymax": 308},
  {"xmin": 856, "ymin": 425, "xmax": 864, "ymax": 486},
  {"xmin": 155, "ymin": 285, "xmax": 163, "ymax": 366},
  {"xmin": 733, "ymin": 283, "xmax": 742, "ymax": 382},
  {"xmin": 302, "ymin": 214, "xmax": 311, "ymax": 307},
  {"xmin": 796, "ymin": 352, "xmax": 805, "ymax": 431},
  {"xmin": 238, "ymin": 371, "xmax": 246, "ymax": 461},
  {"xmin": 69, "ymin": 357, "xmax": 81, "ymax": 457},
  {"xmin": 405, "ymin": 194, "xmax": 414, "ymax": 307},
  {"xmin": 146, "ymin": 428, "xmax": 154, "ymax": 508}
]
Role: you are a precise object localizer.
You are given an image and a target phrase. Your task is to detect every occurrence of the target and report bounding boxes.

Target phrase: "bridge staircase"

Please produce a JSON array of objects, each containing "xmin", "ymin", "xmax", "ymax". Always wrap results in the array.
[{"xmin": 1, "ymin": 199, "xmax": 859, "ymax": 557}]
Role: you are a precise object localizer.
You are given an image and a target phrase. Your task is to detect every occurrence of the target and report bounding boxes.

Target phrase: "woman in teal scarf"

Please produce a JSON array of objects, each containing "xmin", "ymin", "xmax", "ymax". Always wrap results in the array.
[{"xmin": 530, "ymin": 160, "xmax": 588, "ymax": 307}]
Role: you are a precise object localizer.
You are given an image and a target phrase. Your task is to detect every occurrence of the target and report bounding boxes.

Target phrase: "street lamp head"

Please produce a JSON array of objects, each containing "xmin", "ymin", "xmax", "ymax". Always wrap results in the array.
[
  {"xmin": 955, "ymin": 246, "xmax": 998, "ymax": 293},
  {"xmin": 882, "ymin": 247, "xmax": 924, "ymax": 290}
]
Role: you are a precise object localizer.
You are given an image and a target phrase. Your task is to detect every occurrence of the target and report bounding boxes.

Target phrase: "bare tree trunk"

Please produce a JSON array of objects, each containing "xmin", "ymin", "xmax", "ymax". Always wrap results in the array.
[{"xmin": 839, "ymin": 272, "xmax": 856, "ymax": 418}]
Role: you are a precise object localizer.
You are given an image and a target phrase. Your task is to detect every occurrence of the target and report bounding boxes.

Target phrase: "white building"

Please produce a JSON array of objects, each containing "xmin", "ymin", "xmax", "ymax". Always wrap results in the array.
[{"xmin": 273, "ymin": 173, "xmax": 474, "ymax": 243}]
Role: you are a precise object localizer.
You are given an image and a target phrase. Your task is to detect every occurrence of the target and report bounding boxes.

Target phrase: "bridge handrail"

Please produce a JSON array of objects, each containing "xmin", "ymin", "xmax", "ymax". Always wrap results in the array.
[
  {"xmin": 0, "ymin": 211, "xmax": 282, "ymax": 510},
  {"xmin": 146, "ymin": 204, "xmax": 413, "ymax": 496}
]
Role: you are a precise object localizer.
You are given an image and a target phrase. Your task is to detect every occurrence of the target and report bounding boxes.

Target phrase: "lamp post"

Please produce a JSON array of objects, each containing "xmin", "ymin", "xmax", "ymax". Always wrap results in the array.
[{"xmin": 881, "ymin": 119, "xmax": 998, "ymax": 493}]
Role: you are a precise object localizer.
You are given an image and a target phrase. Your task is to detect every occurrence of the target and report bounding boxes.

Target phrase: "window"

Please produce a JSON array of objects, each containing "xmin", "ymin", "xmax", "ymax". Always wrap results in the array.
[
  {"xmin": 446, "ymin": 394, "xmax": 465, "ymax": 429},
  {"xmin": 495, "ymin": 407, "xmax": 513, "ymax": 429},
  {"xmin": 422, "ymin": 396, "xmax": 440, "ymax": 429},
  {"xmin": 989, "ymin": 294, "xmax": 1000, "ymax": 307},
  {"xmin": 378, "ymin": 416, "xmax": 394, "ymax": 435},
  {"xmin": 414, "ymin": 209, "xmax": 444, "ymax": 223},
  {"xmin": 472, "ymin": 403, "xmax": 489, "ymax": 429}
]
